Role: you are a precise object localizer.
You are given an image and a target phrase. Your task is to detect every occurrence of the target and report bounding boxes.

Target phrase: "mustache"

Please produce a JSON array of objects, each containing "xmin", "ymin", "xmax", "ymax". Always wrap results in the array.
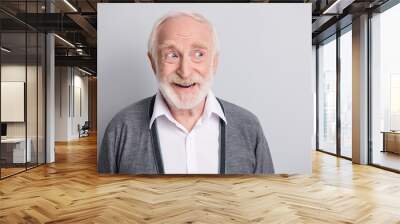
[
  {"xmin": 163, "ymin": 73, "xmax": 205, "ymax": 86},
  {"xmin": 157, "ymin": 72, "xmax": 214, "ymax": 110}
]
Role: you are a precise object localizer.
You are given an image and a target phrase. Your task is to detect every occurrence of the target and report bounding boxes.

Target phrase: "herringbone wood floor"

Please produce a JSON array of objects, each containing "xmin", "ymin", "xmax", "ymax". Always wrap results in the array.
[{"xmin": 1, "ymin": 134, "xmax": 400, "ymax": 223}]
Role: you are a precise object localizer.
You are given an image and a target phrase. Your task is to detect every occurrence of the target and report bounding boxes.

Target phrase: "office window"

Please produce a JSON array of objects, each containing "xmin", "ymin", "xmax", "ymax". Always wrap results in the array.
[
  {"xmin": 340, "ymin": 28, "xmax": 352, "ymax": 158},
  {"xmin": 318, "ymin": 37, "xmax": 337, "ymax": 154},
  {"xmin": 371, "ymin": 3, "xmax": 400, "ymax": 171}
]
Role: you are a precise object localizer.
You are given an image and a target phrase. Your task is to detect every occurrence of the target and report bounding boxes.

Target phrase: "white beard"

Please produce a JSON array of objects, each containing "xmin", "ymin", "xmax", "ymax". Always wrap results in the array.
[{"xmin": 157, "ymin": 72, "xmax": 213, "ymax": 110}]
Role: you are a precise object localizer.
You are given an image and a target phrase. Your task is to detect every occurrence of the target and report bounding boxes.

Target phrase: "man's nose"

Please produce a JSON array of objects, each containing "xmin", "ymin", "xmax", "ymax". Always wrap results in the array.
[{"xmin": 176, "ymin": 55, "xmax": 192, "ymax": 79}]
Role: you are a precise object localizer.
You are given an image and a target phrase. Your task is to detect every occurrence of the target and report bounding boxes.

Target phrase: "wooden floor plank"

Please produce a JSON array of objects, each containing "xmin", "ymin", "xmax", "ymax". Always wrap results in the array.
[{"xmin": 1, "ymin": 134, "xmax": 400, "ymax": 223}]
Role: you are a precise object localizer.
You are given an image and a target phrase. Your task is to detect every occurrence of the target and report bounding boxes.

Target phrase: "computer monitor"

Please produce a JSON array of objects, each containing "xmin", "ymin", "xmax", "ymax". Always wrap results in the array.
[{"xmin": 1, "ymin": 123, "xmax": 7, "ymax": 137}]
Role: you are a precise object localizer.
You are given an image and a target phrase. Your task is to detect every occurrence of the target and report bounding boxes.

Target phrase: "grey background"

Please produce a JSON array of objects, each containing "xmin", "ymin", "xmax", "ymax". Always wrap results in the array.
[{"xmin": 98, "ymin": 3, "xmax": 313, "ymax": 174}]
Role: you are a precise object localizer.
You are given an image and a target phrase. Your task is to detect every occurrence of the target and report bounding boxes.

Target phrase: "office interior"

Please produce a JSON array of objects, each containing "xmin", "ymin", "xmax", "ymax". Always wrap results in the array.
[{"xmin": 0, "ymin": 0, "xmax": 400, "ymax": 222}]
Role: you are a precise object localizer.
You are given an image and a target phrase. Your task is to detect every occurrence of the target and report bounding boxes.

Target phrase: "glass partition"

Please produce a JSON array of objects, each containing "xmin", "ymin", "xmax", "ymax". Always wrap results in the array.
[
  {"xmin": 0, "ymin": 1, "xmax": 46, "ymax": 179},
  {"xmin": 318, "ymin": 36, "xmax": 337, "ymax": 155},
  {"xmin": 27, "ymin": 31, "xmax": 38, "ymax": 169},
  {"xmin": 1, "ymin": 31, "xmax": 28, "ymax": 177}
]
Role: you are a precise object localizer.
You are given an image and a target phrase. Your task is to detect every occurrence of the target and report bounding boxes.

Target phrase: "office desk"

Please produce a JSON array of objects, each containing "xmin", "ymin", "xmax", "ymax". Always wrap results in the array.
[
  {"xmin": 1, "ymin": 138, "xmax": 31, "ymax": 163},
  {"xmin": 382, "ymin": 131, "xmax": 400, "ymax": 154}
]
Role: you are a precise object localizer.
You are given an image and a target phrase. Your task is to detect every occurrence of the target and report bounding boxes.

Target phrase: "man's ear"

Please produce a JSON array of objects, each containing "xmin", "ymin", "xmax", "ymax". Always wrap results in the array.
[
  {"xmin": 148, "ymin": 52, "xmax": 157, "ymax": 75},
  {"xmin": 212, "ymin": 53, "xmax": 219, "ymax": 75}
]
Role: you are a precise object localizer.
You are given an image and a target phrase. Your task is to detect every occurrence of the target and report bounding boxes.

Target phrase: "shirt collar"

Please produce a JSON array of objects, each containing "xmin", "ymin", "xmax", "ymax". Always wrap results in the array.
[
  {"xmin": 203, "ymin": 91, "xmax": 227, "ymax": 124},
  {"xmin": 149, "ymin": 90, "xmax": 227, "ymax": 130}
]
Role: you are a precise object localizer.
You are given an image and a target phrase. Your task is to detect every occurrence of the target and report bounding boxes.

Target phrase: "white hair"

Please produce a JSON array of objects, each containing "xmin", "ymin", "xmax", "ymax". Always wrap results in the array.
[{"xmin": 147, "ymin": 11, "xmax": 220, "ymax": 59}]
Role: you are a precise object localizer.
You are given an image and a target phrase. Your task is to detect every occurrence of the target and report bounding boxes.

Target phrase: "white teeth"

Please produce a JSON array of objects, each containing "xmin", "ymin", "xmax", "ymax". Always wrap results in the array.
[{"xmin": 175, "ymin": 83, "xmax": 195, "ymax": 88}]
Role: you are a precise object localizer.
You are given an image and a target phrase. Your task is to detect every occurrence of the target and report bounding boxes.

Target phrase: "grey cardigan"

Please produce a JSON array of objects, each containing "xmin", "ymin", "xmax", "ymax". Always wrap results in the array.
[{"xmin": 98, "ymin": 96, "xmax": 274, "ymax": 174}]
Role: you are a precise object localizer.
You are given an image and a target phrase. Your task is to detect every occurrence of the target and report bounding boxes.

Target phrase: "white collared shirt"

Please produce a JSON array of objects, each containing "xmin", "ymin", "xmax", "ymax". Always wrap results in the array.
[{"xmin": 149, "ymin": 91, "xmax": 227, "ymax": 174}]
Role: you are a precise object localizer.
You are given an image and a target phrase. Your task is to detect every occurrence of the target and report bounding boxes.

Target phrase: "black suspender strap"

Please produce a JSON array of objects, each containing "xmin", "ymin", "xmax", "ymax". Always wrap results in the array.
[
  {"xmin": 151, "ymin": 122, "xmax": 165, "ymax": 174},
  {"xmin": 219, "ymin": 118, "xmax": 226, "ymax": 174},
  {"xmin": 148, "ymin": 95, "xmax": 227, "ymax": 175},
  {"xmin": 216, "ymin": 98, "xmax": 226, "ymax": 174},
  {"xmin": 149, "ymin": 95, "xmax": 165, "ymax": 174}
]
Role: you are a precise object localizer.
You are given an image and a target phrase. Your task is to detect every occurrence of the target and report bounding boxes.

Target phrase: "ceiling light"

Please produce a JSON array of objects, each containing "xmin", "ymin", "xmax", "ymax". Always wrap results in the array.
[
  {"xmin": 1, "ymin": 47, "xmax": 11, "ymax": 53},
  {"xmin": 323, "ymin": 0, "xmax": 342, "ymax": 14},
  {"xmin": 54, "ymin": 34, "xmax": 75, "ymax": 48},
  {"xmin": 78, "ymin": 67, "xmax": 93, "ymax": 76},
  {"xmin": 63, "ymin": 0, "xmax": 78, "ymax": 12},
  {"xmin": 322, "ymin": 0, "xmax": 354, "ymax": 15}
]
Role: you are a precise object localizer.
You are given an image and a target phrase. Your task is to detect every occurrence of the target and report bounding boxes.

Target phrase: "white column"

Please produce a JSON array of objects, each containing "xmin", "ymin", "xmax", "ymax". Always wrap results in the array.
[
  {"xmin": 352, "ymin": 14, "xmax": 369, "ymax": 164},
  {"xmin": 46, "ymin": 32, "xmax": 55, "ymax": 163},
  {"xmin": 45, "ymin": 0, "xmax": 56, "ymax": 163}
]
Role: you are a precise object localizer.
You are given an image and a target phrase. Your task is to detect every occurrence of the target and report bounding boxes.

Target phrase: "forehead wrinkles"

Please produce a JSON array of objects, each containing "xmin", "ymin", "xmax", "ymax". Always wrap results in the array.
[
  {"xmin": 175, "ymin": 32, "xmax": 192, "ymax": 38},
  {"xmin": 158, "ymin": 40, "xmax": 210, "ymax": 54}
]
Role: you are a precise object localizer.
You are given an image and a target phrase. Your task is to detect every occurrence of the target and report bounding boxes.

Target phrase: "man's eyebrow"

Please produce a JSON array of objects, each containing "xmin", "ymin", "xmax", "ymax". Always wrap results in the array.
[
  {"xmin": 158, "ymin": 44, "xmax": 176, "ymax": 49},
  {"xmin": 191, "ymin": 42, "xmax": 209, "ymax": 50},
  {"xmin": 157, "ymin": 41, "xmax": 209, "ymax": 51},
  {"xmin": 158, "ymin": 41, "xmax": 179, "ymax": 50}
]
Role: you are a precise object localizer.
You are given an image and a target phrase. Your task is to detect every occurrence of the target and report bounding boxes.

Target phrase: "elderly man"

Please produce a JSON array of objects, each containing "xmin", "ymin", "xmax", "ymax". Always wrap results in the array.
[{"xmin": 99, "ymin": 11, "xmax": 274, "ymax": 174}]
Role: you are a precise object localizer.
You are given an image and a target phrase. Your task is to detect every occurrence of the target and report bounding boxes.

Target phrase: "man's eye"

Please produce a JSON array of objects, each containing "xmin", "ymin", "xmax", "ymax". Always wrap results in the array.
[
  {"xmin": 193, "ymin": 51, "xmax": 204, "ymax": 58},
  {"xmin": 166, "ymin": 52, "xmax": 179, "ymax": 59}
]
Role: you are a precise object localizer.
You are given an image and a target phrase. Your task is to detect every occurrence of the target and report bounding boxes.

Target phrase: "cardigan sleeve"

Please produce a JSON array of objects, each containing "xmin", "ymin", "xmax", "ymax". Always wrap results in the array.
[
  {"xmin": 254, "ymin": 122, "xmax": 275, "ymax": 174},
  {"xmin": 98, "ymin": 117, "xmax": 123, "ymax": 174}
]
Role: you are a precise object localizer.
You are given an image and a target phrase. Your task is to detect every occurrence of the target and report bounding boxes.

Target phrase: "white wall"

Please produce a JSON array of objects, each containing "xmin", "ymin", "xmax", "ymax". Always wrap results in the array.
[
  {"xmin": 1, "ymin": 64, "xmax": 46, "ymax": 163},
  {"xmin": 72, "ymin": 72, "xmax": 89, "ymax": 138},
  {"xmin": 98, "ymin": 3, "xmax": 313, "ymax": 174},
  {"xmin": 55, "ymin": 67, "xmax": 69, "ymax": 141},
  {"xmin": 1, "ymin": 66, "xmax": 26, "ymax": 128},
  {"xmin": 55, "ymin": 67, "xmax": 89, "ymax": 141},
  {"xmin": 1, "ymin": 65, "xmax": 38, "ymax": 138}
]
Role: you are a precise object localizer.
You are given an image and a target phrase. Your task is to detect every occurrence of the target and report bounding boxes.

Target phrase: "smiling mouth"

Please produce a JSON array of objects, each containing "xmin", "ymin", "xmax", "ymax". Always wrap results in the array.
[{"xmin": 174, "ymin": 83, "xmax": 196, "ymax": 88}]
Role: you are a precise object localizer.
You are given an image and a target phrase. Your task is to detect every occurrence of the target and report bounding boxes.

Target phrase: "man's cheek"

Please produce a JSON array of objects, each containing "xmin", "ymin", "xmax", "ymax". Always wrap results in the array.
[
  {"xmin": 195, "ymin": 66, "xmax": 211, "ymax": 77},
  {"xmin": 199, "ymin": 61, "xmax": 212, "ymax": 70},
  {"xmin": 161, "ymin": 64, "xmax": 177, "ymax": 75}
]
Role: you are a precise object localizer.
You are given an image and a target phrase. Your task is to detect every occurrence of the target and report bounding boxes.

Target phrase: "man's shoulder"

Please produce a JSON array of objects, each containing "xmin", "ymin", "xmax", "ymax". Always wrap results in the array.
[
  {"xmin": 218, "ymin": 99, "xmax": 260, "ymax": 127},
  {"xmin": 108, "ymin": 96, "xmax": 154, "ymax": 127}
]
